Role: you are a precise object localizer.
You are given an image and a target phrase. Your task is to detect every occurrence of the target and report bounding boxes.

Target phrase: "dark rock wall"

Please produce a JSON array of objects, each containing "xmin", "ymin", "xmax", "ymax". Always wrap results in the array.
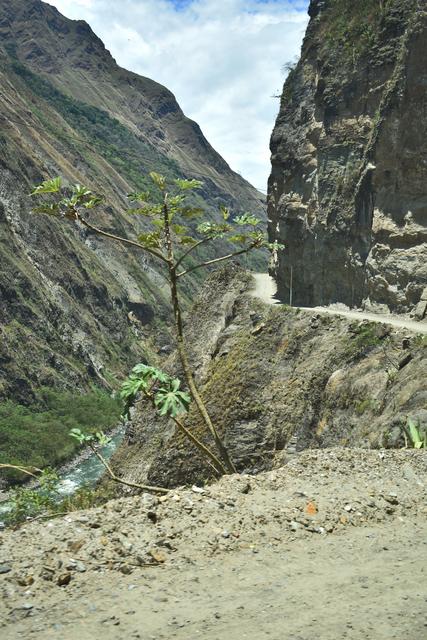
[{"xmin": 268, "ymin": 0, "xmax": 426, "ymax": 313}]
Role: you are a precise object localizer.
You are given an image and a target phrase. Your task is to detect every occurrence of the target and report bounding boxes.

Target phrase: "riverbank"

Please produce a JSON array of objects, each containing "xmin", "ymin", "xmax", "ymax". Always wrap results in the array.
[
  {"xmin": 1, "ymin": 448, "xmax": 426, "ymax": 639},
  {"xmin": 0, "ymin": 424, "xmax": 125, "ymax": 508}
]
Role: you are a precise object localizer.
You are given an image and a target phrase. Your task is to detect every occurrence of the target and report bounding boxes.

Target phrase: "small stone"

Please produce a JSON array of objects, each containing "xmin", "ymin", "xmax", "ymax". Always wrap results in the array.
[
  {"xmin": 344, "ymin": 504, "xmax": 353, "ymax": 512},
  {"xmin": 192, "ymin": 485, "xmax": 205, "ymax": 494},
  {"xmin": 77, "ymin": 516, "xmax": 90, "ymax": 524},
  {"xmin": 239, "ymin": 482, "xmax": 251, "ymax": 494},
  {"xmin": 148, "ymin": 549, "xmax": 167, "ymax": 563},
  {"xmin": 17, "ymin": 575, "xmax": 35, "ymax": 587},
  {"xmin": 0, "ymin": 564, "xmax": 12, "ymax": 574},
  {"xmin": 68, "ymin": 539, "xmax": 85, "ymax": 553},
  {"xmin": 120, "ymin": 564, "xmax": 133, "ymax": 575},
  {"xmin": 221, "ymin": 530, "xmax": 230, "ymax": 539},
  {"xmin": 290, "ymin": 521, "xmax": 301, "ymax": 532},
  {"xmin": 121, "ymin": 539, "xmax": 133, "ymax": 553},
  {"xmin": 384, "ymin": 494, "xmax": 399, "ymax": 505},
  {"xmin": 57, "ymin": 572, "xmax": 72, "ymax": 587}
]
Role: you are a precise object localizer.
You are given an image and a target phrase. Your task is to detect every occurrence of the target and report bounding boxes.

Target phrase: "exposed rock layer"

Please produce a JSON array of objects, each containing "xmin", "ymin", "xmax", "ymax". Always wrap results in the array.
[{"xmin": 268, "ymin": 0, "xmax": 427, "ymax": 314}]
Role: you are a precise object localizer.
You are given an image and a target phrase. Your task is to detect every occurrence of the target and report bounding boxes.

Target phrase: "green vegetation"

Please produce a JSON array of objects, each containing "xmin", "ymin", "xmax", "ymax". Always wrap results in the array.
[
  {"xmin": 344, "ymin": 322, "xmax": 384, "ymax": 359},
  {"xmin": 31, "ymin": 173, "xmax": 280, "ymax": 479},
  {"xmin": 4, "ymin": 469, "xmax": 116, "ymax": 526},
  {"xmin": 403, "ymin": 418, "xmax": 426, "ymax": 449},
  {"xmin": 0, "ymin": 389, "xmax": 122, "ymax": 483},
  {"xmin": 319, "ymin": 0, "xmax": 418, "ymax": 68},
  {"xmin": 320, "ymin": 0, "xmax": 386, "ymax": 64},
  {"xmin": 355, "ymin": 397, "xmax": 379, "ymax": 415}
]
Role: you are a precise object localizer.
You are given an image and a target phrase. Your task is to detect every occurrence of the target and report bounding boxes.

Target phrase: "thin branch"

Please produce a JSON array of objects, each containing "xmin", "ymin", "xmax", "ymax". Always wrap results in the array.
[
  {"xmin": 89, "ymin": 445, "xmax": 170, "ymax": 494},
  {"xmin": 172, "ymin": 416, "xmax": 227, "ymax": 476},
  {"xmin": 0, "ymin": 464, "xmax": 42, "ymax": 479},
  {"xmin": 140, "ymin": 388, "xmax": 226, "ymax": 476},
  {"xmin": 177, "ymin": 244, "xmax": 257, "ymax": 278},
  {"xmin": 174, "ymin": 236, "xmax": 214, "ymax": 270},
  {"xmin": 77, "ymin": 214, "xmax": 169, "ymax": 263}
]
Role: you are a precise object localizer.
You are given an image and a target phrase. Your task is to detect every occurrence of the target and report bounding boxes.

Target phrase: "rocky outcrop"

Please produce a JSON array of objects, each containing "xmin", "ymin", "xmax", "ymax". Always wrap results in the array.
[
  {"xmin": 111, "ymin": 267, "xmax": 427, "ymax": 488},
  {"xmin": 0, "ymin": 0, "xmax": 266, "ymax": 401},
  {"xmin": 268, "ymin": 0, "xmax": 427, "ymax": 314}
]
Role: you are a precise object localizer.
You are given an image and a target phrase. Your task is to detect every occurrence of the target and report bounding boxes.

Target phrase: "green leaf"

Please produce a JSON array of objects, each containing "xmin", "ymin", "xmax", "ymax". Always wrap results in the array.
[
  {"xmin": 131, "ymin": 364, "xmax": 170, "ymax": 384},
  {"xmin": 174, "ymin": 178, "xmax": 203, "ymax": 191},
  {"xmin": 83, "ymin": 196, "xmax": 104, "ymax": 209},
  {"xmin": 69, "ymin": 428, "xmax": 94, "ymax": 444},
  {"xmin": 149, "ymin": 172, "xmax": 166, "ymax": 190},
  {"xmin": 72, "ymin": 184, "xmax": 92, "ymax": 199},
  {"xmin": 169, "ymin": 195, "xmax": 185, "ymax": 208},
  {"xmin": 233, "ymin": 213, "xmax": 261, "ymax": 227},
  {"xmin": 220, "ymin": 205, "xmax": 230, "ymax": 220},
  {"xmin": 179, "ymin": 236, "xmax": 196, "ymax": 245},
  {"xmin": 95, "ymin": 431, "xmax": 111, "ymax": 446},
  {"xmin": 172, "ymin": 224, "xmax": 186, "ymax": 236},
  {"xmin": 407, "ymin": 418, "xmax": 423, "ymax": 447},
  {"xmin": 137, "ymin": 232, "xmax": 161, "ymax": 248},
  {"xmin": 228, "ymin": 234, "xmax": 248, "ymax": 244},
  {"xmin": 266, "ymin": 241, "xmax": 285, "ymax": 252},
  {"xmin": 127, "ymin": 191, "xmax": 151, "ymax": 202},
  {"xmin": 197, "ymin": 221, "xmax": 231, "ymax": 237},
  {"xmin": 154, "ymin": 388, "xmax": 191, "ymax": 417},
  {"xmin": 30, "ymin": 177, "xmax": 61, "ymax": 195},
  {"xmin": 152, "ymin": 218, "xmax": 165, "ymax": 229}
]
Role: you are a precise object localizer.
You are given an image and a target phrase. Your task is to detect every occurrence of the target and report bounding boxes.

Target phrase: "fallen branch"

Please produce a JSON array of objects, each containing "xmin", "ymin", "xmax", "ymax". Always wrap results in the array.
[
  {"xmin": 89, "ymin": 445, "xmax": 170, "ymax": 494},
  {"xmin": 0, "ymin": 464, "xmax": 42, "ymax": 479}
]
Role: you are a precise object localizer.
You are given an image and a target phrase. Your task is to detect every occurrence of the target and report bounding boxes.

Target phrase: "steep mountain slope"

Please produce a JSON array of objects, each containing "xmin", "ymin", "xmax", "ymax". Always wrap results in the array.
[
  {"xmin": 268, "ymin": 0, "xmax": 426, "ymax": 314},
  {"xmin": 111, "ymin": 267, "xmax": 427, "ymax": 489},
  {"xmin": 0, "ymin": 0, "xmax": 265, "ymax": 403}
]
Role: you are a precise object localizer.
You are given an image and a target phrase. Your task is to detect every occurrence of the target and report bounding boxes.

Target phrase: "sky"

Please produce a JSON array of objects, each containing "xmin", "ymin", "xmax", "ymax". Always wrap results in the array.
[{"xmin": 47, "ymin": 0, "xmax": 309, "ymax": 190}]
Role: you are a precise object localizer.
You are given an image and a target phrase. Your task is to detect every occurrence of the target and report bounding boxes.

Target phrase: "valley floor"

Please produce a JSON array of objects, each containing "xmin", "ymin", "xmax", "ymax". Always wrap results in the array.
[{"xmin": 1, "ymin": 449, "xmax": 426, "ymax": 640}]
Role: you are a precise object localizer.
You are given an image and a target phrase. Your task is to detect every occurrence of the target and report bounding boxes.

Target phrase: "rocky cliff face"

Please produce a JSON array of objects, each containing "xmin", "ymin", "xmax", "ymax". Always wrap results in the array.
[
  {"xmin": 111, "ymin": 267, "xmax": 427, "ymax": 489},
  {"xmin": 0, "ymin": 0, "xmax": 265, "ymax": 402},
  {"xmin": 268, "ymin": 0, "xmax": 427, "ymax": 315}
]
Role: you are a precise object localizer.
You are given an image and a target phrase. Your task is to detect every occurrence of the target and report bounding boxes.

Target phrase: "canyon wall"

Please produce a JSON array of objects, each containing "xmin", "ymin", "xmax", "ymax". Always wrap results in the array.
[{"xmin": 268, "ymin": 0, "xmax": 426, "ymax": 314}]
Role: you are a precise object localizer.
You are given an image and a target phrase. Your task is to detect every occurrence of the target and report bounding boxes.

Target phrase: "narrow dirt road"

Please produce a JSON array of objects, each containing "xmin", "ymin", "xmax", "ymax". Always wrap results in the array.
[
  {"xmin": 251, "ymin": 273, "xmax": 427, "ymax": 335},
  {"xmin": 4, "ymin": 518, "xmax": 426, "ymax": 640}
]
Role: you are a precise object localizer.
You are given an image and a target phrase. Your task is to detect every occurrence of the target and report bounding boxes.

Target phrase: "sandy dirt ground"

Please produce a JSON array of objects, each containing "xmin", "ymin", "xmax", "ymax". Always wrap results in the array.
[{"xmin": 1, "ymin": 449, "xmax": 426, "ymax": 639}]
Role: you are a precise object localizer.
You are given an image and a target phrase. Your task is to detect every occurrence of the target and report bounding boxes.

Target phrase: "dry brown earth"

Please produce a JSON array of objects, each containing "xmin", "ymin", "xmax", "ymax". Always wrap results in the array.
[{"xmin": 1, "ymin": 448, "xmax": 426, "ymax": 639}]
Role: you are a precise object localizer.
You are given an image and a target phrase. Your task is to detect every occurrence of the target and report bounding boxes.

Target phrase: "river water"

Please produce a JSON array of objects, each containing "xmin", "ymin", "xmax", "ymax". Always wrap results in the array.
[
  {"xmin": 56, "ymin": 427, "xmax": 125, "ymax": 497},
  {"xmin": 0, "ymin": 427, "xmax": 125, "ymax": 520}
]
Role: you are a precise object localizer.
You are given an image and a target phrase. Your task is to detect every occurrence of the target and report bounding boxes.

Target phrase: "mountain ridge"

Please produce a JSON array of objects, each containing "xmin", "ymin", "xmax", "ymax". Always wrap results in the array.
[{"xmin": 0, "ymin": 0, "xmax": 266, "ymax": 404}]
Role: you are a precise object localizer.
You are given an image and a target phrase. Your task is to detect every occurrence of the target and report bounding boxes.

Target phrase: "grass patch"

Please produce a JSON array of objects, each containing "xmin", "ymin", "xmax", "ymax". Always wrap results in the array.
[{"xmin": 0, "ymin": 389, "xmax": 122, "ymax": 484}]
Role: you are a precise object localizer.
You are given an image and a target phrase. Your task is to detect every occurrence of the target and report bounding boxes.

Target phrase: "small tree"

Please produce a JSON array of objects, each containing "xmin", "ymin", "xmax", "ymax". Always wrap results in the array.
[{"xmin": 31, "ymin": 173, "xmax": 281, "ymax": 477}]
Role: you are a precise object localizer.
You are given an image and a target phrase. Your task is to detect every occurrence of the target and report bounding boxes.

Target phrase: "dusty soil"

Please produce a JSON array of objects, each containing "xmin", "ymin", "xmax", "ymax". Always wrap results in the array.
[{"xmin": 1, "ymin": 448, "xmax": 426, "ymax": 639}]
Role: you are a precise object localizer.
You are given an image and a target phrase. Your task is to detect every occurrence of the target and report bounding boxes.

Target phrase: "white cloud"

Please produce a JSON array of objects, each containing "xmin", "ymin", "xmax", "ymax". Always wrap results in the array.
[{"xmin": 47, "ymin": 0, "xmax": 309, "ymax": 189}]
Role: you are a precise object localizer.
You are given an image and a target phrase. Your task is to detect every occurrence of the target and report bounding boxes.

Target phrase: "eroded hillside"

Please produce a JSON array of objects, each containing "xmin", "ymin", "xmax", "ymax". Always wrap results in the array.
[
  {"xmin": 0, "ymin": 0, "xmax": 265, "ymax": 402},
  {"xmin": 110, "ymin": 266, "xmax": 427, "ymax": 489}
]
